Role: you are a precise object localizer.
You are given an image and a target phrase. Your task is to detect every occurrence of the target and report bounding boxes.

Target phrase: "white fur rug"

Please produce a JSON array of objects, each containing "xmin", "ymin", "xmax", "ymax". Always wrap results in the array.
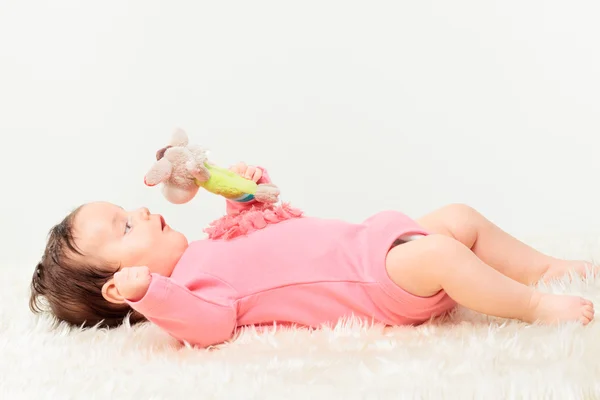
[{"xmin": 3, "ymin": 235, "xmax": 600, "ymax": 399}]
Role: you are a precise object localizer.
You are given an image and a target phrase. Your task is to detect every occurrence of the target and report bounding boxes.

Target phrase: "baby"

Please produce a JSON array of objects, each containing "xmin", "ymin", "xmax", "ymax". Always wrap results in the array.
[{"xmin": 30, "ymin": 163, "xmax": 595, "ymax": 348}]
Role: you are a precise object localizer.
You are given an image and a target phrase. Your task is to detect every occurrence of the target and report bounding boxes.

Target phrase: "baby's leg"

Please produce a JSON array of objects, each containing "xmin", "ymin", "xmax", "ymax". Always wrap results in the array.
[
  {"xmin": 416, "ymin": 204, "xmax": 592, "ymax": 285},
  {"xmin": 385, "ymin": 234, "xmax": 594, "ymax": 324}
]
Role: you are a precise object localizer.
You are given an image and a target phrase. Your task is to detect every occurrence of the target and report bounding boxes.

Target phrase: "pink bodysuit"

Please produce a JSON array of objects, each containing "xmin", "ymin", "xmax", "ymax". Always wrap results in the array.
[{"xmin": 127, "ymin": 170, "xmax": 456, "ymax": 348}]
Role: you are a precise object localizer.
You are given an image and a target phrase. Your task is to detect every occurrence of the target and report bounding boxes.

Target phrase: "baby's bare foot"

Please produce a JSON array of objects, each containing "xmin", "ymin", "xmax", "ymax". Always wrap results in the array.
[
  {"xmin": 527, "ymin": 292, "xmax": 594, "ymax": 325},
  {"xmin": 542, "ymin": 260, "xmax": 597, "ymax": 283}
]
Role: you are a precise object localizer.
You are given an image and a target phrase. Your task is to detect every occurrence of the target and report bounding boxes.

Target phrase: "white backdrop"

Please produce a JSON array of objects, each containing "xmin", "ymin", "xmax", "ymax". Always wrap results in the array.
[{"xmin": 1, "ymin": 0, "xmax": 599, "ymax": 271}]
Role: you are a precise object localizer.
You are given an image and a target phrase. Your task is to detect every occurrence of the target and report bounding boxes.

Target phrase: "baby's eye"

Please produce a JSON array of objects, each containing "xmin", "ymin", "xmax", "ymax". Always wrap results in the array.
[{"xmin": 124, "ymin": 217, "xmax": 132, "ymax": 234}]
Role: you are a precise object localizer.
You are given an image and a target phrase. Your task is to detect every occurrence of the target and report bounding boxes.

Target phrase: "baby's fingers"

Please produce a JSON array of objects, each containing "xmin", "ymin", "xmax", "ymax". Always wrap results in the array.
[
  {"xmin": 130, "ymin": 266, "xmax": 150, "ymax": 279},
  {"xmin": 114, "ymin": 266, "xmax": 149, "ymax": 285},
  {"xmin": 244, "ymin": 166, "xmax": 259, "ymax": 181},
  {"xmin": 230, "ymin": 162, "xmax": 262, "ymax": 182},
  {"xmin": 229, "ymin": 162, "xmax": 247, "ymax": 175},
  {"xmin": 112, "ymin": 269, "xmax": 128, "ymax": 291}
]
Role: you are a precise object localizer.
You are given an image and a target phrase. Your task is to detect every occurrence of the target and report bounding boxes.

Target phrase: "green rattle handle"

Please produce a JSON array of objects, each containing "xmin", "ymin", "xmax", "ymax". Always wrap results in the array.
[{"xmin": 196, "ymin": 164, "xmax": 258, "ymax": 202}]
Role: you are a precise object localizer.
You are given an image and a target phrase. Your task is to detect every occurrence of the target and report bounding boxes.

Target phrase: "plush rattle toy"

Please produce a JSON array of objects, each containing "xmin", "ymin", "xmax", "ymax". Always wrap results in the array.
[{"xmin": 144, "ymin": 128, "xmax": 280, "ymax": 205}]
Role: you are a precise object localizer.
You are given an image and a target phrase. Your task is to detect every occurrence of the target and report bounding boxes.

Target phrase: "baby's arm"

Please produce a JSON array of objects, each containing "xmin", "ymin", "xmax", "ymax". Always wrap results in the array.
[
  {"xmin": 225, "ymin": 163, "xmax": 273, "ymax": 215},
  {"xmin": 116, "ymin": 267, "xmax": 236, "ymax": 348}
]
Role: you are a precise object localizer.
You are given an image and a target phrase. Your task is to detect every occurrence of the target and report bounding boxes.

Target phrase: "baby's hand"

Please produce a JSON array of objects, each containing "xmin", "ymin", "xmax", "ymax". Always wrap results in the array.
[
  {"xmin": 114, "ymin": 266, "xmax": 152, "ymax": 302},
  {"xmin": 230, "ymin": 162, "xmax": 263, "ymax": 183}
]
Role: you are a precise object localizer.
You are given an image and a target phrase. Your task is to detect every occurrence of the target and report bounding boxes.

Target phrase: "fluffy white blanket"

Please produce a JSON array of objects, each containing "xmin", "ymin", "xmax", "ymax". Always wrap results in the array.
[{"xmin": 2, "ymin": 235, "xmax": 600, "ymax": 399}]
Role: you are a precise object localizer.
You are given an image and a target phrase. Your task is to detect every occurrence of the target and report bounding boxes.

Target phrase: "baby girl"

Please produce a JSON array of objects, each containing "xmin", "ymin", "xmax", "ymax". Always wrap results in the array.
[{"xmin": 30, "ymin": 163, "xmax": 595, "ymax": 348}]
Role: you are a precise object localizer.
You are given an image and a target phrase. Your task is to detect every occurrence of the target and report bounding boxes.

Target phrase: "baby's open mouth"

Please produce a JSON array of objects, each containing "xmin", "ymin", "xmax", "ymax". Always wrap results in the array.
[{"xmin": 159, "ymin": 215, "xmax": 166, "ymax": 230}]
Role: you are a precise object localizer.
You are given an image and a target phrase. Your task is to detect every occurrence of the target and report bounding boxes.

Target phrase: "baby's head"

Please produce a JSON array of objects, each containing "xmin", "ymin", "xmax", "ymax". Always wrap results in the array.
[{"xmin": 30, "ymin": 202, "xmax": 188, "ymax": 328}]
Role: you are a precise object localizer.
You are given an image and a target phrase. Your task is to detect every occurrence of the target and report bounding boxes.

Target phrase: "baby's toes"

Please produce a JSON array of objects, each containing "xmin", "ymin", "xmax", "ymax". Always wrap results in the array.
[
  {"xmin": 581, "ymin": 304, "xmax": 595, "ymax": 323},
  {"xmin": 581, "ymin": 298, "xmax": 594, "ymax": 306}
]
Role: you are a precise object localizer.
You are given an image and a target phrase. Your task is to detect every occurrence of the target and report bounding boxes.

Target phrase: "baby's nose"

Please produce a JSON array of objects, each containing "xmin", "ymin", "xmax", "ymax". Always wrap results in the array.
[{"xmin": 138, "ymin": 207, "xmax": 151, "ymax": 219}]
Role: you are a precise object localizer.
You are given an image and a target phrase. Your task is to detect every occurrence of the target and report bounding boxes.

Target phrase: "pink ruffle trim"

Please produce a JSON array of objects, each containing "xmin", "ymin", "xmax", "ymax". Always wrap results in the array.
[{"xmin": 204, "ymin": 202, "xmax": 304, "ymax": 240}]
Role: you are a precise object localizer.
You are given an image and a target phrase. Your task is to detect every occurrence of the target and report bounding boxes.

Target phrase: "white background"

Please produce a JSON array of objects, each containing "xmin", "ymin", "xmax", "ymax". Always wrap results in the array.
[{"xmin": 1, "ymin": 0, "xmax": 599, "ymax": 270}]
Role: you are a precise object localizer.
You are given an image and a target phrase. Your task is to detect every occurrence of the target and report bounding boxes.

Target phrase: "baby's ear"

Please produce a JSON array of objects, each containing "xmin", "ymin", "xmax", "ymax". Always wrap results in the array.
[
  {"xmin": 101, "ymin": 279, "xmax": 126, "ymax": 304},
  {"xmin": 144, "ymin": 158, "xmax": 172, "ymax": 186},
  {"xmin": 170, "ymin": 128, "xmax": 189, "ymax": 147}
]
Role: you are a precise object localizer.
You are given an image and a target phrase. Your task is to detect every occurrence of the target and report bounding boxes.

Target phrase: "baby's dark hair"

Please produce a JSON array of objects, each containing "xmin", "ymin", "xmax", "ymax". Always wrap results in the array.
[{"xmin": 29, "ymin": 206, "xmax": 145, "ymax": 328}]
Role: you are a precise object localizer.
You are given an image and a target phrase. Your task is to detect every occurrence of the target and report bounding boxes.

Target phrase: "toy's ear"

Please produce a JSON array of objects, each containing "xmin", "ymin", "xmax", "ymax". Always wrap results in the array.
[
  {"xmin": 170, "ymin": 128, "xmax": 189, "ymax": 147},
  {"xmin": 144, "ymin": 158, "xmax": 172, "ymax": 186},
  {"xmin": 187, "ymin": 160, "xmax": 211, "ymax": 183}
]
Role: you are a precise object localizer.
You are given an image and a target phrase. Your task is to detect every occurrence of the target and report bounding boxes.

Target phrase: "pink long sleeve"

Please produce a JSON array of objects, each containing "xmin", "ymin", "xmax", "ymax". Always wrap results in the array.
[
  {"xmin": 126, "ymin": 273, "xmax": 237, "ymax": 348},
  {"xmin": 225, "ymin": 167, "xmax": 272, "ymax": 215}
]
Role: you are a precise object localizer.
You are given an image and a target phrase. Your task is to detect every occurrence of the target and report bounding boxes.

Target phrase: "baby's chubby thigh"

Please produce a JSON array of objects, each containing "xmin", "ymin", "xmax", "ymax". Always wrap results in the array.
[
  {"xmin": 384, "ymin": 234, "xmax": 463, "ymax": 299},
  {"xmin": 367, "ymin": 233, "xmax": 459, "ymax": 323}
]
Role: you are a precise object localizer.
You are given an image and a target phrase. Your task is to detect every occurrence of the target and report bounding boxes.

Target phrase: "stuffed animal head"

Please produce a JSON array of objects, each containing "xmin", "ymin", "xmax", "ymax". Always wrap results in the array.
[{"xmin": 144, "ymin": 128, "xmax": 211, "ymax": 204}]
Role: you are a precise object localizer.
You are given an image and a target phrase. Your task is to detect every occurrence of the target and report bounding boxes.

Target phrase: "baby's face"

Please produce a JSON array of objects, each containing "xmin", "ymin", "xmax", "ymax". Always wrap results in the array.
[{"xmin": 73, "ymin": 202, "xmax": 188, "ymax": 277}]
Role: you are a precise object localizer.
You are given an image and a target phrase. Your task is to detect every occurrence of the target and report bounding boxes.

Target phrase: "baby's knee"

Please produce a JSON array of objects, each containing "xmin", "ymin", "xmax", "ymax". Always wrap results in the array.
[{"xmin": 434, "ymin": 204, "xmax": 481, "ymax": 246}]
